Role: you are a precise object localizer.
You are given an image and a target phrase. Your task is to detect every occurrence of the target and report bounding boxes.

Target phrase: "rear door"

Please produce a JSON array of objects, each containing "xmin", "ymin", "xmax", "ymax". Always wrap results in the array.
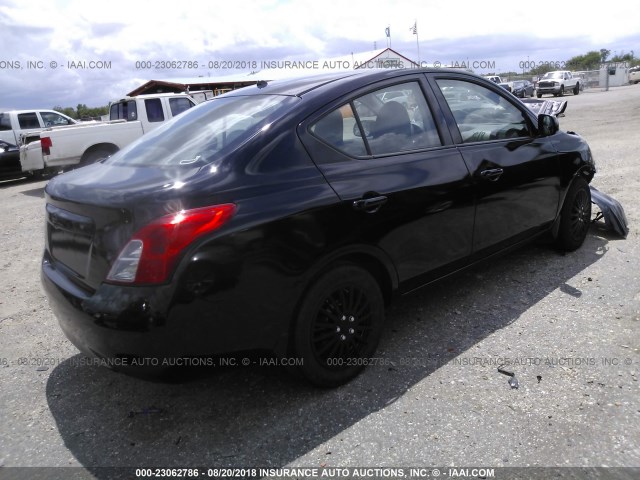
[
  {"xmin": 428, "ymin": 75, "xmax": 561, "ymax": 257},
  {"xmin": 299, "ymin": 77, "xmax": 476, "ymax": 292}
]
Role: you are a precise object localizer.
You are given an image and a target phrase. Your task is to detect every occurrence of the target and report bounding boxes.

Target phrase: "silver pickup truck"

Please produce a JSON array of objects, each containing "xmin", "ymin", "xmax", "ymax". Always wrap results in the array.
[{"xmin": 536, "ymin": 71, "xmax": 581, "ymax": 97}]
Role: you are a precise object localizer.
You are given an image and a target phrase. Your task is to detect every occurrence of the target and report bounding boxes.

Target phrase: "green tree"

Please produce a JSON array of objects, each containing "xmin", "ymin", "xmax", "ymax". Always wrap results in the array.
[
  {"xmin": 76, "ymin": 104, "xmax": 88, "ymax": 119},
  {"xmin": 566, "ymin": 51, "xmax": 601, "ymax": 71},
  {"xmin": 610, "ymin": 50, "xmax": 635, "ymax": 63},
  {"xmin": 528, "ymin": 63, "xmax": 556, "ymax": 77},
  {"xmin": 600, "ymin": 49, "xmax": 611, "ymax": 63},
  {"xmin": 53, "ymin": 104, "xmax": 109, "ymax": 120},
  {"xmin": 53, "ymin": 106, "xmax": 78, "ymax": 119}
]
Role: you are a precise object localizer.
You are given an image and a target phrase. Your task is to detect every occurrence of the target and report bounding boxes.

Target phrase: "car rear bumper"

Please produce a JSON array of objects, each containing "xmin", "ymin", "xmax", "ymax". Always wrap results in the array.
[{"xmin": 41, "ymin": 252, "xmax": 282, "ymax": 367}]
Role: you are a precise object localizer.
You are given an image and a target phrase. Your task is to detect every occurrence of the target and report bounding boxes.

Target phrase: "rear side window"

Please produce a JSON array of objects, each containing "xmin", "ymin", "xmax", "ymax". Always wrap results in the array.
[
  {"xmin": 169, "ymin": 97, "xmax": 194, "ymax": 116},
  {"xmin": 18, "ymin": 113, "xmax": 40, "ymax": 129},
  {"xmin": 310, "ymin": 81, "xmax": 441, "ymax": 157},
  {"xmin": 145, "ymin": 99, "xmax": 165, "ymax": 122},
  {"xmin": 110, "ymin": 101, "xmax": 138, "ymax": 121},
  {"xmin": 310, "ymin": 104, "xmax": 367, "ymax": 157}
]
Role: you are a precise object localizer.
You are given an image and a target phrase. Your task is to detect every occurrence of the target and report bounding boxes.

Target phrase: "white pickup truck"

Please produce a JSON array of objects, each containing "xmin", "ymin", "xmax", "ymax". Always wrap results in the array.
[
  {"xmin": 22, "ymin": 93, "xmax": 197, "ymax": 174},
  {"xmin": 483, "ymin": 75, "xmax": 503, "ymax": 84},
  {"xmin": 536, "ymin": 71, "xmax": 581, "ymax": 97},
  {"xmin": 0, "ymin": 109, "xmax": 77, "ymax": 145}
]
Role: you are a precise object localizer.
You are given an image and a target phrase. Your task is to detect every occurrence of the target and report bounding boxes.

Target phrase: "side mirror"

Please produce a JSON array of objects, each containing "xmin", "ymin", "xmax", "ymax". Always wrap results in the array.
[{"xmin": 537, "ymin": 114, "xmax": 559, "ymax": 137}]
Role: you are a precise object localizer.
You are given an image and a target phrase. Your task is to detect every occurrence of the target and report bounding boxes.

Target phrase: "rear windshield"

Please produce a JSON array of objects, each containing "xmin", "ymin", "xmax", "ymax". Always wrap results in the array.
[{"xmin": 107, "ymin": 95, "xmax": 297, "ymax": 167}]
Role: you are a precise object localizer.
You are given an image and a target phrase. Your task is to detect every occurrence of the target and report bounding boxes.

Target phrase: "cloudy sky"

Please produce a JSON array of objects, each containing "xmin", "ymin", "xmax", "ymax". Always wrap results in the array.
[{"xmin": 1, "ymin": 0, "xmax": 638, "ymax": 110}]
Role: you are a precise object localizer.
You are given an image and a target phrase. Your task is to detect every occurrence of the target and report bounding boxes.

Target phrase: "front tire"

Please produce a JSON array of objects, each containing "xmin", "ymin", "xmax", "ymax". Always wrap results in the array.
[
  {"xmin": 558, "ymin": 86, "xmax": 565, "ymax": 97},
  {"xmin": 292, "ymin": 264, "xmax": 385, "ymax": 387},
  {"xmin": 555, "ymin": 177, "xmax": 591, "ymax": 251}
]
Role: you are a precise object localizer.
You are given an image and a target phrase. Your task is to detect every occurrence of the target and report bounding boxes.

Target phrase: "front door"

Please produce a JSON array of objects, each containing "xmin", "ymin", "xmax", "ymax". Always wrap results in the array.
[{"xmin": 430, "ymin": 77, "xmax": 561, "ymax": 257}]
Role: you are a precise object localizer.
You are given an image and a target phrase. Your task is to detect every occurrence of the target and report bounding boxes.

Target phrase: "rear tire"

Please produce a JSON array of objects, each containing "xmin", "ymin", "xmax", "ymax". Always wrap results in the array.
[
  {"xmin": 81, "ymin": 146, "xmax": 116, "ymax": 166},
  {"xmin": 292, "ymin": 264, "xmax": 385, "ymax": 387},
  {"xmin": 573, "ymin": 84, "xmax": 580, "ymax": 95},
  {"xmin": 555, "ymin": 177, "xmax": 591, "ymax": 251}
]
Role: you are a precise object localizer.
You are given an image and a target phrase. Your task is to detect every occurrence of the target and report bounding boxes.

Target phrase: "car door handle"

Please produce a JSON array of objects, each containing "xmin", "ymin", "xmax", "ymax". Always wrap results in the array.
[
  {"xmin": 353, "ymin": 195, "xmax": 388, "ymax": 213},
  {"xmin": 480, "ymin": 168, "xmax": 504, "ymax": 181}
]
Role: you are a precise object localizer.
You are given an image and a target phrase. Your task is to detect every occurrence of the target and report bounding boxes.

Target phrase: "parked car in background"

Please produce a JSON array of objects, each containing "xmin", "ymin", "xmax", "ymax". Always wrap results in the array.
[
  {"xmin": 629, "ymin": 67, "xmax": 640, "ymax": 84},
  {"xmin": 483, "ymin": 75, "xmax": 503, "ymax": 84},
  {"xmin": 0, "ymin": 109, "xmax": 77, "ymax": 145},
  {"xmin": 0, "ymin": 140, "xmax": 24, "ymax": 180},
  {"xmin": 378, "ymin": 90, "xmax": 412, "ymax": 109},
  {"xmin": 571, "ymin": 73, "xmax": 587, "ymax": 91},
  {"xmin": 511, "ymin": 80, "xmax": 535, "ymax": 98},
  {"xmin": 27, "ymin": 93, "xmax": 197, "ymax": 175},
  {"xmin": 537, "ymin": 71, "xmax": 581, "ymax": 97},
  {"xmin": 42, "ymin": 68, "xmax": 596, "ymax": 387},
  {"xmin": 498, "ymin": 82, "xmax": 512, "ymax": 92}
]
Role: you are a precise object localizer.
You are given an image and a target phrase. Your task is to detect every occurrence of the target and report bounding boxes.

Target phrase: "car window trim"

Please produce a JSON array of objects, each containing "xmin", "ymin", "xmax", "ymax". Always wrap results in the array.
[{"xmin": 301, "ymin": 75, "xmax": 454, "ymax": 161}]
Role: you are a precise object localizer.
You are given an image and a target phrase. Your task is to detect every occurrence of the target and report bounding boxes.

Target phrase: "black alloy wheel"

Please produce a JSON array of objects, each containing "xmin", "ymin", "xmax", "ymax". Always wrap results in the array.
[
  {"xmin": 556, "ymin": 177, "xmax": 591, "ymax": 251},
  {"xmin": 293, "ymin": 264, "xmax": 385, "ymax": 387}
]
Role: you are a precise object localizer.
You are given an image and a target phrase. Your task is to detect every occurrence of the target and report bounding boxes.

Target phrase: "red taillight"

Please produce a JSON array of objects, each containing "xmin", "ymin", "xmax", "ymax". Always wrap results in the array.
[
  {"xmin": 106, "ymin": 204, "xmax": 236, "ymax": 285},
  {"xmin": 41, "ymin": 137, "xmax": 52, "ymax": 156}
]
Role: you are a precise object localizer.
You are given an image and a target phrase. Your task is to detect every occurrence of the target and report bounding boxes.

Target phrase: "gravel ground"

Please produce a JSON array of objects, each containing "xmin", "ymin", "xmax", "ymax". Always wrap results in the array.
[{"xmin": 0, "ymin": 85, "xmax": 638, "ymax": 479}]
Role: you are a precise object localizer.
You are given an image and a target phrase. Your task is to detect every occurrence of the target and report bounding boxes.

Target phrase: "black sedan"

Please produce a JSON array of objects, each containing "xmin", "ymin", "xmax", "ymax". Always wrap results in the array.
[
  {"xmin": 42, "ymin": 68, "xmax": 596, "ymax": 386},
  {"xmin": 0, "ymin": 140, "xmax": 24, "ymax": 180},
  {"xmin": 512, "ymin": 80, "xmax": 535, "ymax": 98}
]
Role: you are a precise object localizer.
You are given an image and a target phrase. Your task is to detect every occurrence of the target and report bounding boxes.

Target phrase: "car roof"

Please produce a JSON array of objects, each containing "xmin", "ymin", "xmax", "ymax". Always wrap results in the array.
[
  {"xmin": 0, "ymin": 109, "xmax": 69, "ymax": 114},
  {"xmin": 112, "ymin": 93, "xmax": 194, "ymax": 102},
  {"xmin": 221, "ymin": 68, "xmax": 482, "ymax": 99}
]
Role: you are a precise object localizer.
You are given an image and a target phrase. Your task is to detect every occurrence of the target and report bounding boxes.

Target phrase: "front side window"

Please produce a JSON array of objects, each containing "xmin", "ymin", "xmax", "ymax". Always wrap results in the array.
[
  {"xmin": 40, "ymin": 112, "xmax": 74, "ymax": 127},
  {"xmin": 169, "ymin": 97, "xmax": 194, "ymax": 117},
  {"xmin": 145, "ymin": 99, "xmax": 165, "ymax": 122},
  {"xmin": 310, "ymin": 81, "xmax": 441, "ymax": 157},
  {"xmin": 436, "ymin": 79, "xmax": 530, "ymax": 143}
]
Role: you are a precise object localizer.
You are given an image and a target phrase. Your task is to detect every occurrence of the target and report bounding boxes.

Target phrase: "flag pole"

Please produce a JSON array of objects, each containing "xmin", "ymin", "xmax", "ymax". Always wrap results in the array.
[{"xmin": 414, "ymin": 20, "xmax": 420, "ymax": 65}]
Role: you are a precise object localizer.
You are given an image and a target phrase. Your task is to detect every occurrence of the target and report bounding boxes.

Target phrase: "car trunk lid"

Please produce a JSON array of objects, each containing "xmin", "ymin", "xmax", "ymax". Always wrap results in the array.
[{"xmin": 44, "ymin": 162, "xmax": 203, "ymax": 292}]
